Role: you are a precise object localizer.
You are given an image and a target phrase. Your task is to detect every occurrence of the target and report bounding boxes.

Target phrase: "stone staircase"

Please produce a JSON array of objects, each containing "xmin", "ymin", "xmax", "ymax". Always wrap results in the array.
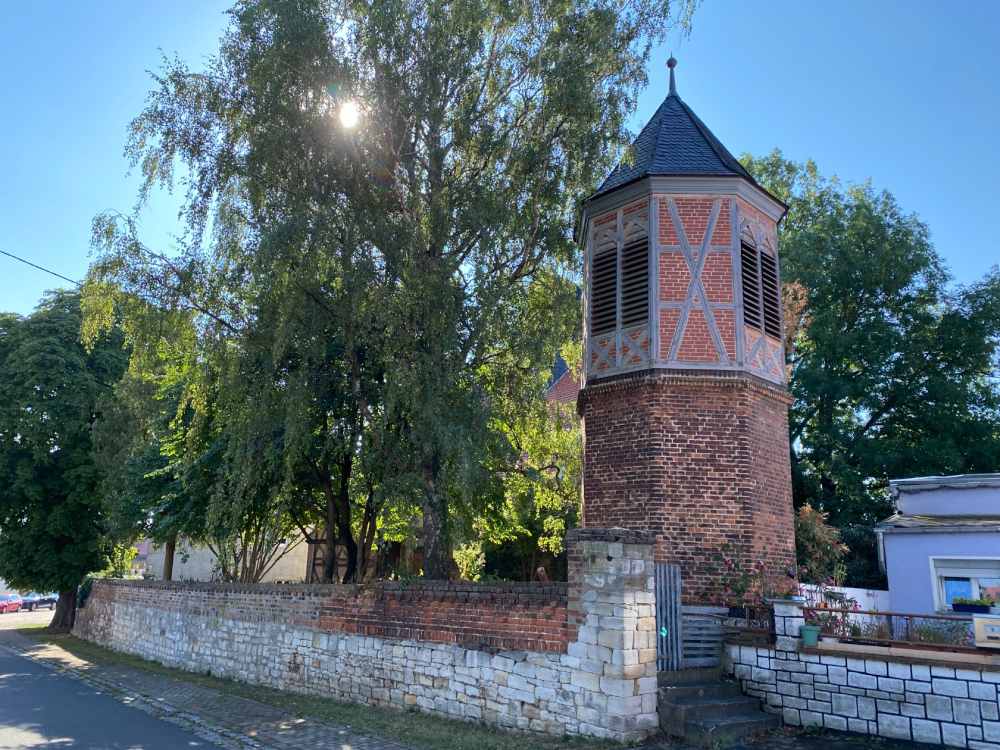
[{"xmin": 658, "ymin": 668, "xmax": 778, "ymax": 747}]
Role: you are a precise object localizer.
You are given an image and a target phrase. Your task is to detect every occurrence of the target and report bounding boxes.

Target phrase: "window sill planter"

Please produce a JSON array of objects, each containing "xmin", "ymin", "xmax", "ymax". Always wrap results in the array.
[
  {"xmin": 953, "ymin": 603, "xmax": 992, "ymax": 614},
  {"xmin": 800, "ymin": 624, "xmax": 822, "ymax": 647}
]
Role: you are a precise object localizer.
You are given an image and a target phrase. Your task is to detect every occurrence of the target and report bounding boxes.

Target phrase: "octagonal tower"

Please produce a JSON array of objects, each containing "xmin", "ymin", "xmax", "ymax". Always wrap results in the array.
[{"xmin": 578, "ymin": 59, "xmax": 796, "ymax": 603}]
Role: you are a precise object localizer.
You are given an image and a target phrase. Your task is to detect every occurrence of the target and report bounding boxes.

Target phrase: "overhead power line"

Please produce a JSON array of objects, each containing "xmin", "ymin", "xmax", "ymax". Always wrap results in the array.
[{"xmin": 0, "ymin": 249, "xmax": 81, "ymax": 287}]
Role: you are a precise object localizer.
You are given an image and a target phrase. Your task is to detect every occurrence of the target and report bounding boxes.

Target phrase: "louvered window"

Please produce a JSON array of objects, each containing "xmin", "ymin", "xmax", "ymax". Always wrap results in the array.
[
  {"xmin": 588, "ymin": 208, "xmax": 649, "ymax": 340},
  {"xmin": 741, "ymin": 240, "xmax": 781, "ymax": 339},
  {"xmin": 590, "ymin": 244, "xmax": 617, "ymax": 335},
  {"xmin": 760, "ymin": 252, "xmax": 781, "ymax": 338},
  {"xmin": 620, "ymin": 236, "xmax": 649, "ymax": 328},
  {"xmin": 740, "ymin": 242, "xmax": 762, "ymax": 331}
]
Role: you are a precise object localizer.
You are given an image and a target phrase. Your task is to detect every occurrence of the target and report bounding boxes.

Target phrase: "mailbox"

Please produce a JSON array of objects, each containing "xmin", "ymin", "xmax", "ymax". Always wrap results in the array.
[{"xmin": 973, "ymin": 615, "xmax": 1000, "ymax": 649}]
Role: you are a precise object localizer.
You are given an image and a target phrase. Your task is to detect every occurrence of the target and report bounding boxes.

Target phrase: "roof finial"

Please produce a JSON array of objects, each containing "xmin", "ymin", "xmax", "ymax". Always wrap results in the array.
[{"xmin": 667, "ymin": 54, "xmax": 678, "ymax": 96}]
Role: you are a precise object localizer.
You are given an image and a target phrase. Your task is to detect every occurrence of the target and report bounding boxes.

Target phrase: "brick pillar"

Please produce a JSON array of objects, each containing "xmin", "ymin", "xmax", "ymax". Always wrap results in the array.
[{"xmin": 565, "ymin": 528, "xmax": 658, "ymax": 741}]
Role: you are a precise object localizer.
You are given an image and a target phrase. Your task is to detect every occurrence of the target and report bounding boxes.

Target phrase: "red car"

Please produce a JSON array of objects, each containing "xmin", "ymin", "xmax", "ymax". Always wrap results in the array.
[{"xmin": 0, "ymin": 593, "xmax": 22, "ymax": 613}]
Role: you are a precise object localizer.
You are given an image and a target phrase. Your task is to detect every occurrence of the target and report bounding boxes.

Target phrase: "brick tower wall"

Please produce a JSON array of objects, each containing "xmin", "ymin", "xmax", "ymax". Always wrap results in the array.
[{"xmin": 578, "ymin": 371, "xmax": 796, "ymax": 604}]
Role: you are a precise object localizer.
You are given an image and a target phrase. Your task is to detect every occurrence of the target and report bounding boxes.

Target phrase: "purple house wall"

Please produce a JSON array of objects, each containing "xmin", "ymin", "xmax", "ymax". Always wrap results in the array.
[{"xmin": 877, "ymin": 474, "xmax": 1000, "ymax": 615}]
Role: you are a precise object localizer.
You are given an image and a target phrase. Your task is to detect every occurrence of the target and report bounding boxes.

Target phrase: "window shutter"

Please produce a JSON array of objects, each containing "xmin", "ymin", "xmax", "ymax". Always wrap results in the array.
[
  {"xmin": 620, "ymin": 235, "xmax": 649, "ymax": 328},
  {"xmin": 740, "ymin": 242, "xmax": 762, "ymax": 331},
  {"xmin": 760, "ymin": 251, "xmax": 781, "ymax": 338},
  {"xmin": 590, "ymin": 232, "xmax": 617, "ymax": 335}
]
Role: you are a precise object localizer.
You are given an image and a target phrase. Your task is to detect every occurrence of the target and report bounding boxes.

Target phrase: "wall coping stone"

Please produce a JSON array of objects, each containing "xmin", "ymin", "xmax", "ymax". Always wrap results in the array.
[
  {"xmin": 91, "ymin": 578, "xmax": 568, "ymax": 604},
  {"xmin": 566, "ymin": 527, "xmax": 657, "ymax": 545},
  {"xmin": 803, "ymin": 643, "xmax": 1000, "ymax": 674}
]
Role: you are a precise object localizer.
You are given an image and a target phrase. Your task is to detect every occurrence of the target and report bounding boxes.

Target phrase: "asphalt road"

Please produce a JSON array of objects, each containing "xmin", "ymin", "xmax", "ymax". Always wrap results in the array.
[{"xmin": 0, "ymin": 612, "xmax": 223, "ymax": 750}]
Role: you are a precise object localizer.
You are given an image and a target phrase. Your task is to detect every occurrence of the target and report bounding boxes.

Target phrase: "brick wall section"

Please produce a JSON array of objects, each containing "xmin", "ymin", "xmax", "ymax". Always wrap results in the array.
[
  {"xmin": 83, "ymin": 580, "xmax": 571, "ymax": 653},
  {"xmin": 316, "ymin": 582, "xmax": 573, "ymax": 652},
  {"xmin": 675, "ymin": 311, "xmax": 717, "ymax": 362},
  {"xmin": 659, "ymin": 252, "xmax": 691, "ymax": 302},
  {"xmin": 578, "ymin": 370, "xmax": 797, "ymax": 604},
  {"xmin": 727, "ymin": 601, "xmax": 1000, "ymax": 748},
  {"xmin": 74, "ymin": 529, "xmax": 659, "ymax": 743},
  {"xmin": 659, "ymin": 196, "xmax": 731, "ymax": 247},
  {"xmin": 715, "ymin": 308, "xmax": 737, "ymax": 360},
  {"xmin": 702, "ymin": 251, "xmax": 734, "ymax": 303}
]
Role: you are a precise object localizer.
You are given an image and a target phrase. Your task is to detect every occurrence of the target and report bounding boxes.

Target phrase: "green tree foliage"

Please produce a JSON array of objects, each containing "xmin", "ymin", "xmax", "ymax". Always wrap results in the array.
[
  {"xmin": 794, "ymin": 504, "xmax": 848, "ymax": 585},
  {"xmin": 476, "ymin": 341, "xmax": 583, "ymax": 581},
  {"xmin": 104, "ymin": 543, "xmax": 139, "ymax": 578},
  {"xmin": 744, "ymin": 152, "xmax": 1000, "ymax": 586},
  {"xmin": 86, "ymin": 0, "xmax": 697, "ymax": 580},
  {"xmin": 0, "ymin": 291, "xmax": 126, "ymax": 628}
]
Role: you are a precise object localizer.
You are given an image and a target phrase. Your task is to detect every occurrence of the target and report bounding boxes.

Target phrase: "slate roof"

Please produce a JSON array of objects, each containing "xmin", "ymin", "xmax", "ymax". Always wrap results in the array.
[{"xmin": 592, "ymin": 72, "xmax": 763, "ymax": 200}]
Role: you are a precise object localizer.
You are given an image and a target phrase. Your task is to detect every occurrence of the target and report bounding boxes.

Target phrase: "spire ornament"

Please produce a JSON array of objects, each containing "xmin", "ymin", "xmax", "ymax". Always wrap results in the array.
[{"xmin": 667, "ymin": 55, "xmax": 677, "ymax": 96}]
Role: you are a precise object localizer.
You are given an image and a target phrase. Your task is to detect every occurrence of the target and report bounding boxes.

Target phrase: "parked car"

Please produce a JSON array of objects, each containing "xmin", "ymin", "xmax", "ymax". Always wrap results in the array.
[
  {"xmin": 21, "ymin": 592, "xmax": 57, "ymax": 611},
  {"xmin": 0, "ymin": 594, "xmax": 22, "ymax": 614}
]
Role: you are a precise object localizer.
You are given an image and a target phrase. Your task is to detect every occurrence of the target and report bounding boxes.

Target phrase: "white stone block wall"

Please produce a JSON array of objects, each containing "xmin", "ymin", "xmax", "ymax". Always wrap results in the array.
[
  {"xmin": 726, "ymin": 600, "xmax": 1000, "ymax": 748},
  {"xmin": 75, "ymin": 528, "xmax": 658, "ymax": 743}
]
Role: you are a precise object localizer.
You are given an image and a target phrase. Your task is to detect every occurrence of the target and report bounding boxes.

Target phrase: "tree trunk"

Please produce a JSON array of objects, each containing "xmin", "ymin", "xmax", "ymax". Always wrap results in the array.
[
  {"xmin": 322, "ymin": 527, "xmax": 338, "ymax": 584},
  {"xmin": 336, "ymin": 454, "xmax": 358, "ymax": 584},
  {"xmin": 421, "ymin": 459, "xmax": 450, "ymax": 580},
  {"xmin": 162, "ymin": 535, "xmax": 176, "ymax": 581},
  {"xmin": 49, "ymin": 589, "xmax": 77, "ymax": 631}
]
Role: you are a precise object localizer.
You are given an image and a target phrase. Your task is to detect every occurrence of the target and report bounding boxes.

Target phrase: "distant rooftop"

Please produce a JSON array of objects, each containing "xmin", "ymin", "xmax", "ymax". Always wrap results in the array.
[
  {"xmin": 876, "ymin": 513, "xmax": 1000, "ymax": 534},
  {"xmin": 889, "ymin": 474, "xmax": 1000, "ymax": 496}
]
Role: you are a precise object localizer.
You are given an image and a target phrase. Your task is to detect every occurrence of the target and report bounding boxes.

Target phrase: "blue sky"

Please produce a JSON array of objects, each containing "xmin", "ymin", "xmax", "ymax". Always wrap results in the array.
[{"xmin": 2, "ymin": 1, "xmax": 998, "ymax": 315}]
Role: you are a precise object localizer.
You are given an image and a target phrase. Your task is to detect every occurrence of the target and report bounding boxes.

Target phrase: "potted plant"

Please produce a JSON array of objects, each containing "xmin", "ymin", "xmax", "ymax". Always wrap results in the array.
[
  {"xmin": 800, "ymin": 623, "xmax": 822, "ymax": 647},
  {"xmin": 952, "ymin": 597, "xmax": 994, "ymax": 614}
]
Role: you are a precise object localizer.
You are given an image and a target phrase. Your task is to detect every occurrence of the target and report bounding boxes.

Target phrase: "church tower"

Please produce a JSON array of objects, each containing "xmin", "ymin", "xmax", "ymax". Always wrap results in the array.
[{"xmin": 578, "ymin": 59, "xmax": 796, "ymax": 603}]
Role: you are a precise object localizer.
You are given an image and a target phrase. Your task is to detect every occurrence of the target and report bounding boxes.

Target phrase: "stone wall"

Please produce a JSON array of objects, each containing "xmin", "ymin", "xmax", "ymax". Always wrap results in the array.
[
  {"xmin": 74, "ymin": 528, "xmax": 658, "ymax": 742},
  {"xmin": 726, "ymin": 601, "xmax": 1000, "ymax": 748}
]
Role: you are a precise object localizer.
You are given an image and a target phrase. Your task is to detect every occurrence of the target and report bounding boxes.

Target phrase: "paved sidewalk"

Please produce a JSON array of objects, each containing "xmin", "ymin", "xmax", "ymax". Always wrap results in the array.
[{"xmin": 0, "ymin": 622, "xmax": 411, "ymax": 750}]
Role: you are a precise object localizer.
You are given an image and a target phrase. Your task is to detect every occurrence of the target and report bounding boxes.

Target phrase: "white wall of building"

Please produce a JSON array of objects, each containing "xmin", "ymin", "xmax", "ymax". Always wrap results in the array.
[
  {"xmin": 145, "ymin": 538, "xmax": 309, "ymax": 583},
  {"xmin": 801, "ymin": 583, "xmax": 890, "ymax": 612}
]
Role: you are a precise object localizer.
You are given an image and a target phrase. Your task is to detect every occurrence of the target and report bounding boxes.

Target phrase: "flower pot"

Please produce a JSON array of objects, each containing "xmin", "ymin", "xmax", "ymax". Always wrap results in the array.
[
  {"xmin": 953, "ymin": 603, "xmax": 992, "ymax": 614},
  {"xmin": 800, "ymin": 624, "xmax": 822, "ymax": 647}
]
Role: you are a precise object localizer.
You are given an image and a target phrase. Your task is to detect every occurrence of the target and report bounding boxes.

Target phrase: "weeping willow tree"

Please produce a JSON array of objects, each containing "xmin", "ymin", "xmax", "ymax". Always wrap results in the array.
[{"xmin": 85, "ymin": 0, "xmax": 698, "ymax": 580}]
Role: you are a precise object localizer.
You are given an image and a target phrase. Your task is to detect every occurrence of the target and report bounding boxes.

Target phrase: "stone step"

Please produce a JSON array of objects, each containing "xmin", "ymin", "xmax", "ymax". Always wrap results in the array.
[
  {"xmin": 681, "ymin": 711, "xmax": 780, "ymax": 748},
  {"xmin": 657, "ymin": 680, "xmax": 743, "ymax": 701},
  {"xmin": 684, "ymin": 711, "xmax": 780, "ymax": 748},
  {"xmin": 658, "ymin": 674, "xmax": 778, "ymax": 748},
  {"xmin": 658, "ymin": 667, "xmax": 723, "ymax": 686},
  {"xmin": 659, "ymin": 693, "xmax": 764, "ymax": 723}
]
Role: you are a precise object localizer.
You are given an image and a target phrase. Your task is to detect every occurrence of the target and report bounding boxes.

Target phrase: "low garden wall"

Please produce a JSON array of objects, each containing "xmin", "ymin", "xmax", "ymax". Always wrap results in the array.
[
  {"xmin": 74, "ymin": 528, "xmax": 659, "ymax": 742},
  {"xmin": 726, "ymin": 601, "xmax": 1000, "ymax": 748}
]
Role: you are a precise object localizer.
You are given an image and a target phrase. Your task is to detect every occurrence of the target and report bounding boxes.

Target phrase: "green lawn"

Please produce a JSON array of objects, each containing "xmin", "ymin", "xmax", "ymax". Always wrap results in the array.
[{"xmin": 23, "ymin": 630, "xmax": 632, "ymax": 750}]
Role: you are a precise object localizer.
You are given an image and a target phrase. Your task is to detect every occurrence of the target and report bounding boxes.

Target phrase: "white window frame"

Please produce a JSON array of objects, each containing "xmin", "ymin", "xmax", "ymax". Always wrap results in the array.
[{"xmin": 928, "ymin": 556, "xmax": 1000, "ymax": 611}]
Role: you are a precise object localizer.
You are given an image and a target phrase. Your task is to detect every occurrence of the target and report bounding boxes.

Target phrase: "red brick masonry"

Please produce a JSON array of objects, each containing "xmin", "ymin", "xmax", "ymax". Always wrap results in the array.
[
  {"xmin": 579, "ymin": 369, "xmax": 797, "ymax": 604},
  {"xmin": 88, "ymin": 579, "xmax": 574, "ymax": 653}
]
